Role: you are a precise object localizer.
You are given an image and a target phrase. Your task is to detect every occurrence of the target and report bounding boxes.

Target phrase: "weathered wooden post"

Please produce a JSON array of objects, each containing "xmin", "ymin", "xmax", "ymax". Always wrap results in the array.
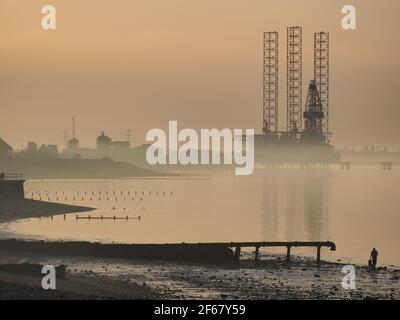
[
  {"xmin": 316, "ymin": 246, "xmax": 321, "ymax": 264},
  {"xmin": 286, "ymin": 246, "xmax": 291, "ymax": 263},
  {"xmin": 255, "ymin": 246, "xmax": 260, "ymax": 262},
  {"xmin": 234, "ymin": 246, "xmax": 241, "ymax": 265}
]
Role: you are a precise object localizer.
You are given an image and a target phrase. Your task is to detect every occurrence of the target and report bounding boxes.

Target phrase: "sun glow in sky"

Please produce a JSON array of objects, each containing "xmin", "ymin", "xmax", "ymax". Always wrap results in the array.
[{"xmin": 1, "ymin": 0, "xmax": 399, "ymax": 149}]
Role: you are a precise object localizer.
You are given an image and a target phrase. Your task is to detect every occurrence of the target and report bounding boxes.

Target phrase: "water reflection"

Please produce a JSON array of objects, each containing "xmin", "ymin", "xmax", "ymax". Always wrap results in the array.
[
  {"xmin": 302, "ymin": 173, "xmax": 330, "ymax": 240},
  {"xmin": 261, "ymin": 171, "xmax": 331, "ymax": 242},
  {"xmin": 285, "ymin": 175, "xmax": 302, "ymax": 240},
  {"xmin": 261, "ymin": 177, "xmax": 278, "ymax": 240},
  {"xmin": 3, "ymin": 169, "xmax": 400, "ymax": 265}
]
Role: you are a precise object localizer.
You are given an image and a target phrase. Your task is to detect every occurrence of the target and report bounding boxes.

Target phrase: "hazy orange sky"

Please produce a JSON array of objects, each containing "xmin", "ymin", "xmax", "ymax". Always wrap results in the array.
[{"xmin": 0, "ymin": 0, "xmax": 399, "ymax": 149}]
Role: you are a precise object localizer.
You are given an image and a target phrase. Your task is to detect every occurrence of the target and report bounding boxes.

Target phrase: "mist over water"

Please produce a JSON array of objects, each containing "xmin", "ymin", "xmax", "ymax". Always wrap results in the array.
[{"xmin": 2, "ymin": 167, "xmax": 400, "ymax": 266}]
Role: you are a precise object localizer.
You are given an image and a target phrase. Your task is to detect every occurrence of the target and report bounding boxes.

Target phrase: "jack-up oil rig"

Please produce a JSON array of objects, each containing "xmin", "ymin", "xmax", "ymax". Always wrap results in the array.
[{"xmin": 255, "ymin": 27, "xmax": 340, "ymax": 164}]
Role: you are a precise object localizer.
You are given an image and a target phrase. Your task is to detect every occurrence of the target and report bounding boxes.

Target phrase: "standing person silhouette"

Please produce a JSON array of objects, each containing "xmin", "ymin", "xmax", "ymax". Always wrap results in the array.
[{"xmin": 370, "ymin": 248, "xmax": 379, "ymax": 270}]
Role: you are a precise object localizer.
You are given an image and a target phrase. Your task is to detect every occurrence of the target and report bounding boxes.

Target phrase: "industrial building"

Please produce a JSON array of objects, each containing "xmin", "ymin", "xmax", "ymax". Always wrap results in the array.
[{"xmin": 96, "ymin": 132, "xmax": 130, "ymax": 151}]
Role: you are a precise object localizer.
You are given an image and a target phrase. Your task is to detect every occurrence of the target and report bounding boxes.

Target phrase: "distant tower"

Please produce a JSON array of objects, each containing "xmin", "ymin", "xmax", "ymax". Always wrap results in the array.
[
  {"xmin": 72, "ymin": 116, "xmax": 76, "ymax": 139},
  {"xmin": 126, "ymin": 129, "xmax": 132, "ymax": 147},
  {"xmin": 314, "ymin": 32, "xmax": 330, "ymax": 143},
  {"xmin": 287, "ymin": 26, "xmax": 303, "ymax": 135},
  {"xmin": 263, "ymin": 31, "xmax": 279, "ymax": 134},
  {"xmin": 303, "ymin": 80, "xmax": 324, "ymax": 142},
  {"xmin": 63, "ymin": 129, "xmax": 68, "ymax": 149},
  {"xmin": 67, "ymin": 116, "xmax": 79, "ymax": 150}
]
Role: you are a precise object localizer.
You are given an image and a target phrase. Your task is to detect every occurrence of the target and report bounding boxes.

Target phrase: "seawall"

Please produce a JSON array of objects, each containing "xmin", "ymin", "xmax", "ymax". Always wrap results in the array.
[
  {"xmin": 0, "ymin": 180, "xmax": 25, "ymax": 199},
  {"xmin": 0, "ymin": 240, "xmax": 235, "ymax": 264}
]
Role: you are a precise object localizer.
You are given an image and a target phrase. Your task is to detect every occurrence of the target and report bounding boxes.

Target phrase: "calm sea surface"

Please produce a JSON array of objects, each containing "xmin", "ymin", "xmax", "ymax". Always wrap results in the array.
[{"xmin": 1, "ymin": 167, "xmax": 399, "ymax": 266}]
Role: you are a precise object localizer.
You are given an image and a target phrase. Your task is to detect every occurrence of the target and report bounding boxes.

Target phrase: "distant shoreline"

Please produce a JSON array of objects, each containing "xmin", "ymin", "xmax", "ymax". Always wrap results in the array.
[{"xmin": 0, "ymin": 158, "xmax": 166, "ymax": 180}]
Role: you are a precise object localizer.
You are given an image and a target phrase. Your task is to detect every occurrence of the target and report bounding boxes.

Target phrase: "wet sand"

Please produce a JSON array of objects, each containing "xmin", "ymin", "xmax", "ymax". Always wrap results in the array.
[
  {"xmin": 0, "ymin": 271, "xmax": 165, "ymax": 300},
  {"xmin": 0, "ymin": 197, "xmax": 93, "ymax": 223},
  {"xmin": 0, "ymin": 250, "xmax": 399, "ymax": 300},
  {"xmin": 0, "ymin": 278, "xmax": 99, "ymax": 300}
]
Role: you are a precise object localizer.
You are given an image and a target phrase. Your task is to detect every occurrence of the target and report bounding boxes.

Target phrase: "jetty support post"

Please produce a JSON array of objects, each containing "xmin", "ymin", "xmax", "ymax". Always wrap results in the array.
[
  {"xmin": 254, "ymin": 246, "xmax": 260, "ymax": 263},
  {"xmin": 286, "ymin": 246, "xmax": 291, "ymax": 263},
  {"xmin": 234, "ymin": 246, "xmax": 241, "ymax": 265},
  {"xmin": 316, "ymin": 245, "xmax": 321, "ymax": 264}
]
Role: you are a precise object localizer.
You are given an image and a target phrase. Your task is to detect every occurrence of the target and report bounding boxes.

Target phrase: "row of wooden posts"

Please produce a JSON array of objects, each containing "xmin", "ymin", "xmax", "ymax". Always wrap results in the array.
[
  {"xmin": 340, "ymin": 161, "xmax": 394, "ymax": 170},
  {"xmin": 45, "ymin": 214, "xmax": 141, "ymax": 221},
  {"xmin": 258, "ymin": 162, "xmax": 396, "ymax": 170},
  {"xmin": 25, "ymin": 190, "xmax": 173, "ymax": 196},
  {"xmin": 30, "ymin": 196, "xmax": 147, "ymax": 202},
  {"xmin": 25, "ymin": 190, "xmax": 173, "ymax": 202},
  {"xmin": 75, "ymin": 214, "xmax": 141, "ymax": 221}
]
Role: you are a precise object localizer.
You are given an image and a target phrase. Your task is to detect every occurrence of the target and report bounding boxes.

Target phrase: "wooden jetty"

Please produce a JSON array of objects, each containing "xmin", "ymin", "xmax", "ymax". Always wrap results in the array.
[
  {"xmin": 0, "ymin": 239, "xmax": 336, "ymax": 265},
  {"xmin": 225, "ymin": 241, "xmax": 336, "ymax": 264}
]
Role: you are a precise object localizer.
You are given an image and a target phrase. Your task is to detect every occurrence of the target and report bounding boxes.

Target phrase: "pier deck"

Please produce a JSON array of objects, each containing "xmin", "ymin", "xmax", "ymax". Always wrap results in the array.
[{"xmin": 224, "ymin": 241, "xmax": 336, "ymax": 264}]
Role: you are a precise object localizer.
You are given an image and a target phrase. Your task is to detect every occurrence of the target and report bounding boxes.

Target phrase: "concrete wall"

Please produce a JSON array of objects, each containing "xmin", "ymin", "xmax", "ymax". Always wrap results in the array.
[{"xmin": 0, "ymin": 180, "xmax": 25, "ymax": 198}]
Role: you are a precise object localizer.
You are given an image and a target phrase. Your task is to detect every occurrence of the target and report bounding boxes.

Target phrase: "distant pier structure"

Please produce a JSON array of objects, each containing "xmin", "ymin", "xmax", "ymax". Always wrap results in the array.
[
  {"xmin": 340, "ymin": 161, "xmax": 352, "ymax": 170},
  {"xmin": 382, "ymin": 162, "xmax": 393, "ymax": 170}
]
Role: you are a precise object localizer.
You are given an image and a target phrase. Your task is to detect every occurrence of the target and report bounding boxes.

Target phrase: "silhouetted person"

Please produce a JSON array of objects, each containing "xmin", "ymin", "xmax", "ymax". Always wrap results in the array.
[
  {"xmin": 370, "ymin": 248, "xmax": 378, "ymax": 270},
  {"xmin": 0, "ymin": 172, "xmax": 5, "ymax": 181}
]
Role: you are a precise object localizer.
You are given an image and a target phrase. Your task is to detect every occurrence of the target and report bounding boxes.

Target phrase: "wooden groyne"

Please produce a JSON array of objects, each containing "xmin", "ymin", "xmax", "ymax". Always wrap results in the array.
[
  {"xmin": 0, "ymin": 239, "xmax": 336, "ymax": 265},
  {"xmin": 75, "ymin": 215, "xmax": 141, "ymax": 221}
]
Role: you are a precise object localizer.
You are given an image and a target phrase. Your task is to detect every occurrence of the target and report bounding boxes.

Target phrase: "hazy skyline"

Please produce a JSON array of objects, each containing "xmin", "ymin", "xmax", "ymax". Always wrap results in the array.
[{"xmin": 1, "ymin": 0, "xmax": 400, "ymax": 149}]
